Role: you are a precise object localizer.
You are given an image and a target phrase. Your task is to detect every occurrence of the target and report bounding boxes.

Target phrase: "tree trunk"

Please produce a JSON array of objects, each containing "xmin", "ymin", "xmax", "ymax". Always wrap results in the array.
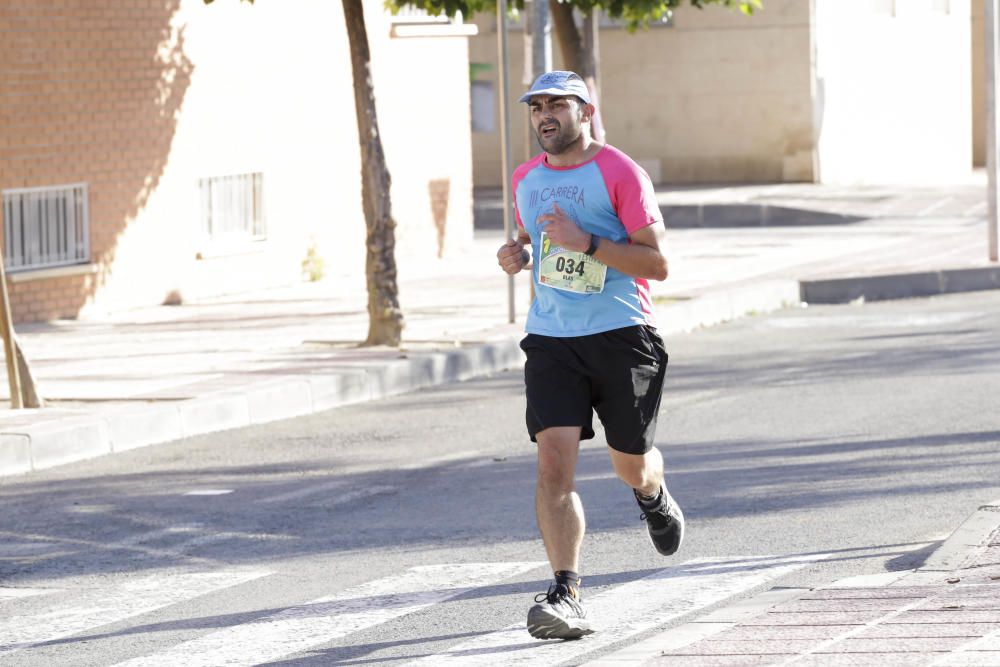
[
  {"xmin": 549, "ymin": 0, "xmax": 583, "ymax": 74},
  {"xmin": 342, "ymin": 0, "xmax": 404, "ymax": 347},
  {"xmin": 548, "ymin": 1, "xmax": 604, "ymax": 141}
]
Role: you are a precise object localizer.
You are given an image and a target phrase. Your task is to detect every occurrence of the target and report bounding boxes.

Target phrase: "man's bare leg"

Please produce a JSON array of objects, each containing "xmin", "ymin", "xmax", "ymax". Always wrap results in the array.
[
  {"xmin": 608, "ymin": 445, "xmax": 684, "ymax": 556},
  {"xmin": 535, "ymin": 426, "xmax": 585, "ymax": 572},
  {"xmin": 528, "ymin": 426, "xmax": 594, "ymax": 639},
  {"xmin": 608, "ymin": 446, "xmax": 664, "ymax": 496}
]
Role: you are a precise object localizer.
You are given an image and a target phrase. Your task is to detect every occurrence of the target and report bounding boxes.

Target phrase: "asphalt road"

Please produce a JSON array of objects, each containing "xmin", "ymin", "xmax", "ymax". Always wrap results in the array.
[{"xmin": 1, "ymin": 289, "xmax": 999, "ymax": 666}]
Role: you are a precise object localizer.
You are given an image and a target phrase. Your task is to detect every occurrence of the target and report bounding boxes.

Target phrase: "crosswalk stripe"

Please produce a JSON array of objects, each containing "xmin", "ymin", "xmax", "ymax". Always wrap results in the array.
[
  {"xmin": 112, "ymin": 561, "xmax": 545, "ymax": 667},
  {"xmin": 404, "ymin": 553, "xmax": 831, "ymax": 666},
  {"xmin": 0, "ymin": 568, "xmax": 271, "ymax": 655}
]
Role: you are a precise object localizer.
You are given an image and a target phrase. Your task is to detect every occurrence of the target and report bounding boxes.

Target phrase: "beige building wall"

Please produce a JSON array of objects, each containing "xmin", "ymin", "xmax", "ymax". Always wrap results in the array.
[
  {"xmin": 469, "ymin": 0, "xmax": 813, "ymax": 186},
  {"xmin": 813, "ymin": 0, "xmax": 971, "ymax": 185},
  {"xmin": 468, "ymin": 19, "xmax": 539, "ymax": 188},
  {"xmin": 1, "ymin": 0, "xmax": 475, "ymax": 323},
  {"xmin": 602, "ymin": 1, "xmax": 814, "ymax": 184},
  {"xmin": 470, "ymin": 0, "xmax": 975, "ymax": 187}
]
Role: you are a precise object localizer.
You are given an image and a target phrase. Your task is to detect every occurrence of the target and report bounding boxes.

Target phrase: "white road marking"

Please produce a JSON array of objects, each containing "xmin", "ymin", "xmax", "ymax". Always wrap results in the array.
[
  {"xmin": 256, "ymin": 479, "xmax": 349, "ymax": 504},
  {"xmin": 0, "ymin": 568, "xmax": 271, "ymax": 656},
  {"xmin": 322, "ymin": 484, "xmax": 397, "ymax": 507},
  {"xmin": 0, "ymin": 588, "xmax": 58, "ymax": 603},
  {"xmin": 183, "ymin": 489, "xmax": 233, "ymax": 496},
  {"xmin": 404, "ymin": 553, "xmax": 831, "ymax": 666},
  {"xmin": 256, "ymin": 480, "xmax": 395, "ymax": 507},
  {"xmin": 112, "ymin": 561, "xmax": 545, "ymax": 667},
  {"xmin": 917, "ymin": 196, "xmax": 954, "ymax": 217},
  {"xmin": 575, "ymin": 472, "xmax": 618, "ymax": 482},
  {"xmin": 663, "ymin": 390, "xmax": 722, "ymax": 409},
  {"xmin": 0, "ymin": 541, "xmax": 72, "ymax": 558},
  {"xmin": 963, "ymin": 201, "xmax": 987, "ymax": 216},
  {"xmin": 114, "ymin": 524, "xmax": 205, "ymax": 548},
  {"xmin": 114, "ymin": 523, "xmax": 295, "ymax": 554}
]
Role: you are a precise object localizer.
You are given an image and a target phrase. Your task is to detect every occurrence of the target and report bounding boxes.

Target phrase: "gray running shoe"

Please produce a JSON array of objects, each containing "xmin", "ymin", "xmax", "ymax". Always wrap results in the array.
[
  {"xmin": 526, "ymin": 583, "xmax": 595, "ymax": 640},
  {"xmin": 636, "ymin": 484, "xmax": 685, "ymax": 556}
]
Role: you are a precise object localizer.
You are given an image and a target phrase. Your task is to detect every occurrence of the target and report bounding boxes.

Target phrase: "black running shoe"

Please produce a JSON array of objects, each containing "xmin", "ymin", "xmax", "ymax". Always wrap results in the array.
[
  {"xmin": 526, "ymin": 583, "xmax": 595, "ymax": 640},
  {"xmin": 636, "ymin": 484, "xmax": 685, "ymax": 556}
]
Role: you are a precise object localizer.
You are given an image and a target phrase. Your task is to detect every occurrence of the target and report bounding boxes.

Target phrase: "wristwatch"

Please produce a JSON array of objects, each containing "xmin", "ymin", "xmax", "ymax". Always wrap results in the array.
[{"xmin": 584, "ymin": 234, "xmax": 599, "ymax": 257}]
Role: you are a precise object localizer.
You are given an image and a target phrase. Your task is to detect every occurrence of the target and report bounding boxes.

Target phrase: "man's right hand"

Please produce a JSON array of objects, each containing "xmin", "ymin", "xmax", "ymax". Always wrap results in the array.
[{"xmin": 497, "ymin": 239, "xmax": 529, "ymax": 275}]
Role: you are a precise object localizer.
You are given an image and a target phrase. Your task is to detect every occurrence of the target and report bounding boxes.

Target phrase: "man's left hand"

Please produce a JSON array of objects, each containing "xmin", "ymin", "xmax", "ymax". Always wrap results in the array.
[{"xmin": 537, "ymin": 203, "xmax": 590, "ymax": 252}]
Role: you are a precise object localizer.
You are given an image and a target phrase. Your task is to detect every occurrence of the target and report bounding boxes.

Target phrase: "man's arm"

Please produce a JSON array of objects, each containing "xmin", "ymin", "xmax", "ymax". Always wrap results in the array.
[
  {"xmin": 590, "ymin": 222, "xmax": 667, "ymax": 281},
  {"xmin": 538, "ymin": 203, "xmax": 667, "ymax": 281}
]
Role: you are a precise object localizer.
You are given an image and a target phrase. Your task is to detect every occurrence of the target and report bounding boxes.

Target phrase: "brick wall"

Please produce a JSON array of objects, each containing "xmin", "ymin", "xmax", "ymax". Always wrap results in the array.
[
  {"xmin": 1, "ymin": 0, "xmax": 476, "ymax": 324},
  {"xmin": 1, "ymin": 0, "xmax": 191, "ymax": 321}
]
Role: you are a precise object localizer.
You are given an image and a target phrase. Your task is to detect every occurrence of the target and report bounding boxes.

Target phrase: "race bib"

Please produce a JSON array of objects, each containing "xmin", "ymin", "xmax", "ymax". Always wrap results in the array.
[{"xmin": 537, "ymin": 231, "xmax": 607, "ymax": 294}]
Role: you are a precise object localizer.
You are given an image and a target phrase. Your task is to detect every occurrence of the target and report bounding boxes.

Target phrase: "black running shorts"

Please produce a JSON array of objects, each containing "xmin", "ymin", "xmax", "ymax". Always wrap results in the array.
[{"xmin": 519, "ymin": 325, "xmax": 668, "ymax": 455}]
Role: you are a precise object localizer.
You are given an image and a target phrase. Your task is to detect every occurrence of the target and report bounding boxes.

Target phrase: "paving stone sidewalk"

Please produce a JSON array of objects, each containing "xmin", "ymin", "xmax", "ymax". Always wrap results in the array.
[{"xmin": 623, "ymin": 503, "xmax": 1000, "ymax": 667}]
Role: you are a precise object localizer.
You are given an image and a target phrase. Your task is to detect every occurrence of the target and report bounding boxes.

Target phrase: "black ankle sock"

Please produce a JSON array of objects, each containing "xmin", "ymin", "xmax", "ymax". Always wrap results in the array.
[
  {"xmin": 637, "ymin": 487, "xmax": 663, "ymax": 509},
  {"xmin": 554, "ymin": 570, "xmax": 580, "ymax": 596}
]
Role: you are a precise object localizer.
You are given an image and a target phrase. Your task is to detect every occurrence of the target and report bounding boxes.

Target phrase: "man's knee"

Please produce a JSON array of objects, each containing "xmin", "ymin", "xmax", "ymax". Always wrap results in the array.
[
  {"xmin": 610, "ymin": 447, "xmax": 662, "ymax": 490},
  {"xmin": 614, "ymin": 464, "xmax": 651, "ymax": 490},
  {"xmin": 536, "ymin": 428, "xmax": 580, "ymax": 494}
]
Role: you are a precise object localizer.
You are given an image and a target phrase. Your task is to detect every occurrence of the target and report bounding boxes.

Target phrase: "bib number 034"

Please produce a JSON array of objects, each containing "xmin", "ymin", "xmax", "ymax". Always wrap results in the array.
[
  {"xmin": 555, "ymin": 256, "xmax": 586, "ymax": 277},
  {"xmin": 537, "ymin": 231, "xmax": 607, "ymax": 294}
]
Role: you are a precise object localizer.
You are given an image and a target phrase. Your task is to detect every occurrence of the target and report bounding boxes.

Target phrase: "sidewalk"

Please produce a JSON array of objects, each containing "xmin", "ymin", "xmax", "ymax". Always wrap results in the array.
[
  {"xmin": 588, "ymin": 500, "xmax": 1000, "ymax": 667},
  {"xmin": 2, "ymin": 178, "xmax": 999, "ymax": 478}
]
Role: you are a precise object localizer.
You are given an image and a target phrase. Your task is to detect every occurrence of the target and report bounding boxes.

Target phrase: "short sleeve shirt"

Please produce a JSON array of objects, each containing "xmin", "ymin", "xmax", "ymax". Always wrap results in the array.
[{"xmin": 512, "ymin": 144, "xmax": 663, "ymax": 337}]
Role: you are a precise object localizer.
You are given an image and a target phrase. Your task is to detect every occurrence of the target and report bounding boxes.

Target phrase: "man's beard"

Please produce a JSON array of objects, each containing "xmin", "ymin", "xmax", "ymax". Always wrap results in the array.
[{"xmin": 535, "ymin": 123, "xmax": 581, "ymax": 155}]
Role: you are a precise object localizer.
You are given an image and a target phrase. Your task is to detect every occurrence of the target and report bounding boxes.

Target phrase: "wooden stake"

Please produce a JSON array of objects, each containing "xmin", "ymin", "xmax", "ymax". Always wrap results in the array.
[
  {"xmin": 0, "ymin": 250, "xmax": 23, "ymax": 409},
  {"xmin": 14, "ymin": 334, "xmax": 43, "ymax": 408}
]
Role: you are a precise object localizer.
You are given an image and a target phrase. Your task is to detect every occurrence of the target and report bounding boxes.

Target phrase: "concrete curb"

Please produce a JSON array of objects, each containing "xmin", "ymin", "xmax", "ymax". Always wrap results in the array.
[
  {"xmin": 0, "ymin": 339, "xmax": 524, "ymax": 476},
  {"xmin": 919, "ymin": 498, "xmax": 1000, "ymax": 573},
  {"xmin": 800, "ymin": 266, "xmax": 1000, "ymax": 304},
  {"xmin": 656, "ymin": 280, "xmax": 801, "ymax": 335},
  {"xmin": 660, "ymin": 203, "xmax": 863, "ymax": 228}
]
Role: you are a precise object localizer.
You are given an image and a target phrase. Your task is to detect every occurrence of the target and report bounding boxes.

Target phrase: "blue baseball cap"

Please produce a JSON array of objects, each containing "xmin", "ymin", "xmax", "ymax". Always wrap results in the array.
[{"xmin": 518, "ymin": 70, "xmax": 592, "ymax": 105}]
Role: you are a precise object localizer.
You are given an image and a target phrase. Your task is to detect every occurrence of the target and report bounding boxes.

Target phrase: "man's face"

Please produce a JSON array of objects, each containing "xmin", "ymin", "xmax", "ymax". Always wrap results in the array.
[{"xmin": 529, "ymin": 95, "xmax": 586, "ymax": 155}]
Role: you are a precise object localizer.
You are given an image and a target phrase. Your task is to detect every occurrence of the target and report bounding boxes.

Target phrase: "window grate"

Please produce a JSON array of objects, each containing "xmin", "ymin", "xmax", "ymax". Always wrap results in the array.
[
  {"xmin": 389, "ymin": 6, "xmax": 454, "ymax": 24},
  {"xmin": 198, "ymin": 172, "xmax": 265, "ymax": 241},
  {"xmin": 2, "ymin": 184, "xmax": 90, "ymax": 273}
]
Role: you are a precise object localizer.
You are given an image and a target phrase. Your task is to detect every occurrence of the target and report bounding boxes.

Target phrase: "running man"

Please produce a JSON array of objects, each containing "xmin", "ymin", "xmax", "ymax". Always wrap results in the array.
[{"xmin": 496, "ymin": 71, "xmax": 684, "ymax": 640}]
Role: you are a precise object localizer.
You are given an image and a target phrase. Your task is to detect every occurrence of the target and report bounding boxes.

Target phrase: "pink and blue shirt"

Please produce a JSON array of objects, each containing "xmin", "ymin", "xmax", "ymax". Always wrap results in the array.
[{"xmin": 513, "ymin": 144, "xmax": 663, "ymax": 337}]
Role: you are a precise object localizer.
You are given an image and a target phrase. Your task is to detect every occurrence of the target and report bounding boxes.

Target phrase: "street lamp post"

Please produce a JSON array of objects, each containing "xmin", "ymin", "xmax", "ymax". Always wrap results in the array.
[
  {"xmin": 497, "ymin": 0, "xmax": 516, "ymax": 322},
  {"xmin": 986, "ymin": 0, "xmax": 999, "ymax": 262}
]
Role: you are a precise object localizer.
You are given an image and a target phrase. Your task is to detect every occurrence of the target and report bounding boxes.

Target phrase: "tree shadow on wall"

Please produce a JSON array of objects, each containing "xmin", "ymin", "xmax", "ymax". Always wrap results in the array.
[{"xmin": 4, "ymin": 2, "xmax": 193, "ymax": 321}]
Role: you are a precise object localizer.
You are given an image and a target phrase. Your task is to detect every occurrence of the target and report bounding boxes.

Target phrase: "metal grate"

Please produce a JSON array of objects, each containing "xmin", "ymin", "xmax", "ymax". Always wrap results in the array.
[
  {"xmin": 198, "ymin": 172, "xmax": 265, "ymax": 241},
  {"xmin": 2, "ymin": 183, "xmax": 90, "ymax": 273}
]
